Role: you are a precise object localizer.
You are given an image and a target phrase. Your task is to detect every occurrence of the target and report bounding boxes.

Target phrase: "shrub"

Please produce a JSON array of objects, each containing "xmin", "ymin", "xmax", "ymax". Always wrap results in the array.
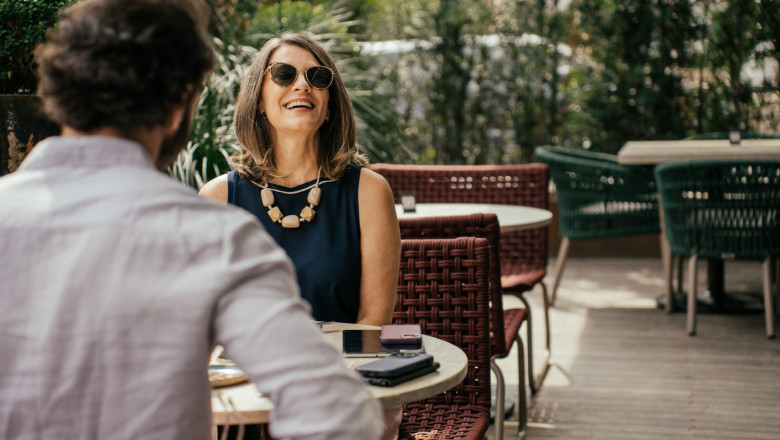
[{"xmin": 0, "ymin": 0, "xmax": 79, "ymax": 94}]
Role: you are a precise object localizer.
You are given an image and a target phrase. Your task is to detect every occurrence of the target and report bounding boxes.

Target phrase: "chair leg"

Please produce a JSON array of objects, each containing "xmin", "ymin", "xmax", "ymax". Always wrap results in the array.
[
  {"xmin": 687, "ymin": 255, "xmax": 698, "ymax": 336},
  {"xmin": 490, "ymin": 358, "xmax": 505, "ymax": 440},
  {"xmin": 675, "ymin": 255, "xmax": 684, "ymax": 296},
  {"xmin": 660, "ymin": 231, "xmax": 672, "ymax": 295},
  {"xmin": 664, "ymin": 254, "xmax": 675, "ymax": 313},
  {"xmin": 519, "ymin": 291, "xmax": 550, "ymax": 395},
  {"xmin": 515, "ymin": 334, "xmax": 528, "ymax": 440},
  {"xmin": 550, "ymin": 237, "xmax": 570, "ymax": 306},
  {"xmin": 537, "ymin": 283, "xmax": 551, "ymax": 392},
  {"xmin": 762, "ymin": 259, "xmax": 775, "ymax": 339},
  {"xmin": 775, "ymin": 258, "xmax": 779, "ymax": 317},
  {"xmin": 519, "ymin": 293, "xmax": 535, "ymax": 396}
]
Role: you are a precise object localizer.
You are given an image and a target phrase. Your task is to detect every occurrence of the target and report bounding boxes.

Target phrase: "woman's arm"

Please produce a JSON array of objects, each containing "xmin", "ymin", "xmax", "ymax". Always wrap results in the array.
[
  {"xmin": 198, "ymin": 174, "xmax": 228, "ymax": 203},
  {"xmin": 356, "ymin": 168, "xmax": 401, "ymax": 326}
]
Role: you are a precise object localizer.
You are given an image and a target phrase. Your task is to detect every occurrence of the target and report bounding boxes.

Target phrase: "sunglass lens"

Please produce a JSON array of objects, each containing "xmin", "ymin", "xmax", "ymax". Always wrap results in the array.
[
  {"xmin": 306, "ymin": 67, "xmax": 333, "ymax": 89},
  {"xmin": 270, "ymin": 64, "xmax": 298, "ymax": 86}
]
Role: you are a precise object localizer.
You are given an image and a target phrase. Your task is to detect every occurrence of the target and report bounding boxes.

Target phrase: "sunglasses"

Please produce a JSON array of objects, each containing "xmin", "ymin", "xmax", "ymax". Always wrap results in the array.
[{"xmin": 264, "ymin": 62, "xmax": 335, "ymax": 89}]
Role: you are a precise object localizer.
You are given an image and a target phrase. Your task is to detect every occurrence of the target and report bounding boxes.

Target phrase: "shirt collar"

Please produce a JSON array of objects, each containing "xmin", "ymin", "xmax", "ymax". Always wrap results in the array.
[{"xmin": 19, "ymin": 135, "xmax": 156, "ymax": 171}]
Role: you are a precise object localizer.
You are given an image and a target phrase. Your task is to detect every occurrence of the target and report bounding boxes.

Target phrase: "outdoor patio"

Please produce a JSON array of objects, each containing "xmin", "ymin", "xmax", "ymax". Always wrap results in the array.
[{"xmin": 491, "ymin": 256, "xmax": 780, "ymax": 440}]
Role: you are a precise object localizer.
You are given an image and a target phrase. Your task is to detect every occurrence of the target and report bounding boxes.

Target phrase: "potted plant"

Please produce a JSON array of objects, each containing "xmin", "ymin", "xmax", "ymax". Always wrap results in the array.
[{"xmin": 0, "ymin": 0, "xmax": 77, "ymax": 176}]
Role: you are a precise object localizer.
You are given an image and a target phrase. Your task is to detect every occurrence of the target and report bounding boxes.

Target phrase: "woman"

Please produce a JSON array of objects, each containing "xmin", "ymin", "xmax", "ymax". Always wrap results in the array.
[{"xmin": 199, "ymin": 33, "xmax": 400, "ymax": 328}]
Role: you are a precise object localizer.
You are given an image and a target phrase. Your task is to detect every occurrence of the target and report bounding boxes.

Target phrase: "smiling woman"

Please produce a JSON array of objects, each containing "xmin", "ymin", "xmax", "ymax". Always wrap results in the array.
[
  {"xmin": 199, "ymin": 33, "xmax": 402, "ymax": 438},
  {"xmin": 199, "ymin": 32, "xmax": 400, "ymax": 327}
]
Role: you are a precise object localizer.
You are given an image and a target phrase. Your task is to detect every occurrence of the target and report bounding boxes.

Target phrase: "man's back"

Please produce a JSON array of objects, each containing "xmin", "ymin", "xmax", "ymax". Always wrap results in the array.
[{"xmin": 0, "ymin": 136, "xmax": 383, "ymax": 439}]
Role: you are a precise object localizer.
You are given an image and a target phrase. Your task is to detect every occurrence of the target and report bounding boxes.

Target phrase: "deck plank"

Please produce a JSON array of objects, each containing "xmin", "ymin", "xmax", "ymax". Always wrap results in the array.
[{"xmin": 490, "ymin": 258, "xmax": 780, "ymax": 439}]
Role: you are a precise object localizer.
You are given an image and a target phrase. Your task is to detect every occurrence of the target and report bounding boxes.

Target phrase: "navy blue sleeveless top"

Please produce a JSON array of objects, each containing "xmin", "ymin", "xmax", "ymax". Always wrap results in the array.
[{"xmin": 227, "ymin": 165, "xmax": 362, "ymax": 323}]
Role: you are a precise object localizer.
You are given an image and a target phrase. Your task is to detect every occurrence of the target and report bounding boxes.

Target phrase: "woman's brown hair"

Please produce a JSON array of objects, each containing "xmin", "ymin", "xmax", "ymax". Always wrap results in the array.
[{"xmin": 232, "ymin": 32, "xmax": 367, "ymax": 183}]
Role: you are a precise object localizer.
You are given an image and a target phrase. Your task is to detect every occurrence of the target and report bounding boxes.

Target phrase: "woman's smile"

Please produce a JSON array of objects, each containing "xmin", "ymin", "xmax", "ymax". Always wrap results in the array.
[{"xmin": 261, "ymin": 45, "xmax": 329, "ymax": 135}]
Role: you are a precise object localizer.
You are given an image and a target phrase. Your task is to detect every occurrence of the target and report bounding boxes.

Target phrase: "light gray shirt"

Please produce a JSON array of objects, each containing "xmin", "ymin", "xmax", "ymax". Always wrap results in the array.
[{"xmin": 0, "ymin": 136, "xmax": 383, "ymax": 440}]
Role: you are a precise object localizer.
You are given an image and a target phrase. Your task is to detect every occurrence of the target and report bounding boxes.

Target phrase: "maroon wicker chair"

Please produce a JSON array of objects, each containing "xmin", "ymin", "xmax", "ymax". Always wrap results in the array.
[
  {"xmin": 394, "ymin": 237, "xmax": 493, "ymax": 440},
  {"xmin": 398, "ymin": 214, "xmax": 527, "ymax": 439},
  {"xmin": 372, "ymin": 163, "xmax": 551, "ymax": 394}
]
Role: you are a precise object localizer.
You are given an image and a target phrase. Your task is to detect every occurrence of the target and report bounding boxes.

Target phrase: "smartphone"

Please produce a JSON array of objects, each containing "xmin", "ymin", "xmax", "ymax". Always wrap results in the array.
[
  {"xmin": 355, "ymin": 353, "xmax": 435, "ymax": 378},
  {"xmin": 342, "ymin": 329, "xmax": 424, "ymax": 357},
  {"xmin": 380, "ymin": 324, "xmax": 422, "ymax": 346},
  {"xmin": 362, "ymin": 362, "xmax": 440, "ymax": 387}
]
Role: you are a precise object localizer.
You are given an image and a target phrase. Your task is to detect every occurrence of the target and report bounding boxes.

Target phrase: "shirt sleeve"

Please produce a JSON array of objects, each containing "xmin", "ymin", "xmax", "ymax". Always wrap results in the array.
[{"xmin": 211, "ymin": 217, "xmax": 384, "ymax": 440}]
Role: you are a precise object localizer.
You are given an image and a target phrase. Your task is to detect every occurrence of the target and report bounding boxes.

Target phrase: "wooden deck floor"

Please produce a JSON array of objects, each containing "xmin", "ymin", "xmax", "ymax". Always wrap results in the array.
[{"xmin": 490, "ymin": 257, "xmax": 780, "ymax": 440}]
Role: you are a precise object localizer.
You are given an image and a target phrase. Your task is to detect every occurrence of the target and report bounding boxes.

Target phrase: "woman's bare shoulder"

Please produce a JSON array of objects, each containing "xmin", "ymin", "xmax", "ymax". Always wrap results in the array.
[
  {"xmin": 198, "ymin": 174, "xmax": 229, "ymax": 203},
  {"xmin": 358, "ymin": 167, "xmax": 392, "ymax": 193},
  {"xmin": 358, "ymin": 167, "xmax": 397, "ymax": 222}
]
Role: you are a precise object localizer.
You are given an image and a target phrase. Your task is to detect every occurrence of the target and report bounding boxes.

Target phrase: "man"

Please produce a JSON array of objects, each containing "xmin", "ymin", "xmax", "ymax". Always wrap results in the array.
[{"xmin": 0, "ymin": 1, "xmax": 383, "ymax": 439}]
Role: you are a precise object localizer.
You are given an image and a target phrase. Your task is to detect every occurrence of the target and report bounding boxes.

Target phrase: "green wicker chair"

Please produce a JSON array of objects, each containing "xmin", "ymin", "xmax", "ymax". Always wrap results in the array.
[
  {"xmin": 654, "ymin": 160, "xmax": 780, "ymax": 338},
  {"xmin": 535, "ymin": 146, "xmax": 661, "ymax": 304}
]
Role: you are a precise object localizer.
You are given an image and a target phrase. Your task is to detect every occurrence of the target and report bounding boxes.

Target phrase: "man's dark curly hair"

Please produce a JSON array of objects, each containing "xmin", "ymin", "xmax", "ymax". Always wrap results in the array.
[{"xmin": 35, "ymin": 0, "xmax": 215, "ymax": 132}]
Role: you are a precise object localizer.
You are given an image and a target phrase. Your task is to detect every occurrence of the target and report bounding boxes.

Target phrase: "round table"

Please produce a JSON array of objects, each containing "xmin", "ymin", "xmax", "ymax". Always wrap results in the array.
[
  {"xmin": 211, "ymin": 323, "xmax": 468, "ymax": 426},
  {"xmin": 395, "ymin": 203, "xmax": 552, "ymax": 232}
]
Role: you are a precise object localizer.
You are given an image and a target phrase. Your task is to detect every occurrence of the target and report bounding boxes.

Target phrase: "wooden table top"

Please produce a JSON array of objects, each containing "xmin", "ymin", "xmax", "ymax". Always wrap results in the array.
[{"xmin": 618, "ymin": 139, "xmax": 780, "ymax": 165}]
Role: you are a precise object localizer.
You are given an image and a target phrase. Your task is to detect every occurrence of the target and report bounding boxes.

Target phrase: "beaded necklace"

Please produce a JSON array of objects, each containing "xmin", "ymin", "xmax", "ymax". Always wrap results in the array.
[{"xmin": 258, "ymin": 171, "xmax": 322, "ymax": 229}]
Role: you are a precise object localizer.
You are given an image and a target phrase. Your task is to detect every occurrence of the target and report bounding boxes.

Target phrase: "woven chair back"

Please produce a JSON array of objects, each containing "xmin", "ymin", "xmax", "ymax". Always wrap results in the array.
[
  {"xmin": 655, "ymin": 160, "xmax": 780, "ymax": 260},
  {"xmin": 535, "ymin": 146, "xmax": 661, "ymax": 240},
  {"xmin": 370, "ymin": 163, "xmax": 549, "ymax": 291},
  {"xmin": 394, "ymin": 237, "xmax": 492, "ymax": 410},
  {"xmin": 398, "ymin": 214, "xmax": 506, "ymax": 357}
]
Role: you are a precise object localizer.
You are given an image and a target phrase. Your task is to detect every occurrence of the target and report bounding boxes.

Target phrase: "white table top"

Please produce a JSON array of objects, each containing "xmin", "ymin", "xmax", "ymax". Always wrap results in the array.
[
  {"xmin": 211, "ymin": 323, "xmax": 468, "ymax": 425},
  {"xmin": 618, "ymin": 139, "xmax": 780, "ymax": 165},
  {"xmin": 395, "ymin": 203, "xmax": 552, "ymax": 232}
]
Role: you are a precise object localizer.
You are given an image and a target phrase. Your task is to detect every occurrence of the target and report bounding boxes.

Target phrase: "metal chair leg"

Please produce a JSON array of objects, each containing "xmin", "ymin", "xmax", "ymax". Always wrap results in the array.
[
  {"xmin": 550, "ymin": 237, "xmax": 570, "ymax": 306},
  {"xmin": 515, "ymin": 334, "xmax": 528, "ymax": 440},
  {"xmin": 665, "ymin": 254, "xmax": 684, "ymax": 313},
  {"xmin": 687, "ymin": 255, "xmax": 698, "ymax": 336},
  {"xmin": 664, "ymin": 253, "xmax": 675, "ymax": 313},
  {"xmin": 675, "ymin": 256, "xmax": 684, "ymax": 296},
  {"xmin": 762, "ymin": 259, "xmax": 775, "ymax": 339},
  {"xmin": 519, "ymin": 290, "xmax": 551, "ymax": 395},
  {"xmin": 490, "ymin": 358, "xmax": 505, "ymax": 440},
  {"xmin": 775, "ymin": 258, "xmax": 779, "ymax": 317}
]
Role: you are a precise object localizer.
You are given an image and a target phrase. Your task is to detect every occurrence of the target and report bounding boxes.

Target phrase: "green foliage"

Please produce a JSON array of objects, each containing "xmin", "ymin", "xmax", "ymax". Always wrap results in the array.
[
  {"xmin": 168, "ymin": 40, "xmax": 257, "ymax": 189},
  {"xmin": 171, "ymin": 0, "xmax": 780, "ymax": 183},
  {"xmin": 571, "ymin": 0, "xmax": 779, "ymax": 153},
  {"xmin": 362, "ymin": 0, "xmax": 571, "ymax": 164},
  {"xmin": 0, "ymin": 0, "xmax": 79, "ymax": 94},
  {"xmin": 361, "ymin": 0, "xmax": 778, "ymax": 161},
  {"xmin": 204, "ymin": 0, "xmax": 256, "ymax": 45}
]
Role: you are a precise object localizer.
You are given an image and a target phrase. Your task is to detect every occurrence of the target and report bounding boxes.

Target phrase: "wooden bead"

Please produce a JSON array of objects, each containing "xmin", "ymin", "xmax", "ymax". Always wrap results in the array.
[
  {"xmin": 281, "ymin": 215, "xmax": 300, "ymax": 228},
  {"xmin": 262, "ymin": 175, "xmax": 322, "ymax": 229},
  {"xmin": 267, "ymin": 206, "xmax": 282, "ymax": 222},
  {"xmin": 300, "ymin": 206, "xmax": 316, "ymax": 222},
  {"xmin": 307, "ymin": 187, "xmax": 321, "ymax": 206},
  {"xmin": 261, "ymin": 188, "xmax": 275, "ymax": 207}
]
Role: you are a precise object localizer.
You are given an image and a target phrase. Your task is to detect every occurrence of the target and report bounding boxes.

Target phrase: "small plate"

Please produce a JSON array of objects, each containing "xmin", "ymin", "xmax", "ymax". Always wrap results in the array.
[{"xmin": 208, "ymin": 365, "xmax": 248, "ymax": 388}]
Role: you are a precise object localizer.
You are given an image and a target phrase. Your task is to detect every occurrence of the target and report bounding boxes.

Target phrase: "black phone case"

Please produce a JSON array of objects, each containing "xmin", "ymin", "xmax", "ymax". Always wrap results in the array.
[
  {"xmin": 355, "ymin": 353, "xmax": 434, "ymax": 378},
  {"xmin": 363, "ymin": 362, "xmax": 440, "ymax": 387}
]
